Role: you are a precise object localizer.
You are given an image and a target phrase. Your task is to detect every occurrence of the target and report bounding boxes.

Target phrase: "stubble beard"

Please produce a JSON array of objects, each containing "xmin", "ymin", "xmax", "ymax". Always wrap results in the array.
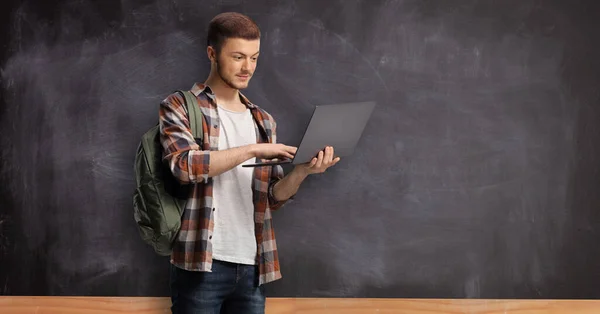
[{"xmin": 216, "ymin": 59, "xmax": 249, "ymax": 90}]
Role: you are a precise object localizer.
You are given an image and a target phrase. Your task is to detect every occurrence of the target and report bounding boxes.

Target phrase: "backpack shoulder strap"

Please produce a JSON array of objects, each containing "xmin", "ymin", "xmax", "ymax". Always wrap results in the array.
[{"xmin": 177, "ymin": 90, "xmax": 203, "ymax": 143}]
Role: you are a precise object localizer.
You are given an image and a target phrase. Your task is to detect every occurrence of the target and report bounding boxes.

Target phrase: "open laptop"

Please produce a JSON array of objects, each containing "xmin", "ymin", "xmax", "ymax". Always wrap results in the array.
[{"xmin": 242, "ymin": 101, "xmax": 376, "ymax": 167}]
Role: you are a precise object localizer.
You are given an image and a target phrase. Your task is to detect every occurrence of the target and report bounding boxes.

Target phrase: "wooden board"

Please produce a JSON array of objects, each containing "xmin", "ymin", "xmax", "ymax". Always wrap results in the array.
[{"xmin": 1, "ymin": 297, "xmax": 600, "ymax": 313}]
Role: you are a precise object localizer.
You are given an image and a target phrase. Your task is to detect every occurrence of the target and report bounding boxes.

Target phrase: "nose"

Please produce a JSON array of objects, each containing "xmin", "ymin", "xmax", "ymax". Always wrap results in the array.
[
  {"xmin": 241, "ymin": 57, "xmax": 255, "ymax": 73},
  {"xmin": 241, "ymin": 58, "xmax": 250, "ymax": 71}
]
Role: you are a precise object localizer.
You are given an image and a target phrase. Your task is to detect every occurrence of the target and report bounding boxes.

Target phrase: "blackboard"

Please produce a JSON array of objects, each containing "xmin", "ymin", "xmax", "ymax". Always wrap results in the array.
[{"xmin": 1, "ymin": 0, "xmax": 600, "ymax": 299}]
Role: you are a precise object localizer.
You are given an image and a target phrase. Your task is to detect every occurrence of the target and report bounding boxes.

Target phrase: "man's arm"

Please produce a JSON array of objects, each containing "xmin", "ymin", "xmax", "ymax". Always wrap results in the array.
[
  {"xmin": 159, "ymin": 94, "xmax": 295, "ymax": 183},
  {"xmin": 208, "ymin": 146, "xmax": 254, "ymax": 178},
  {"xmin": 159, "ymin": 94, "xmax": 255, "ymax": 183},
  {"xmin": 269, "ymin": 146, "xmax": 340, "ymax": 209},
  {"xmin": 267, "ymin": 113, "xmax": 340, "ymax": 209},
  {"xmin": 159, "ymin": 93, "xmax": 212, "ymax": 184},
  {"xmin": 271, "ymin": 167, "xmax": 308, "ymax": 202},
  {"xmin": 208, "ymin": 145, "xmax": 293, "ymax": 178}
]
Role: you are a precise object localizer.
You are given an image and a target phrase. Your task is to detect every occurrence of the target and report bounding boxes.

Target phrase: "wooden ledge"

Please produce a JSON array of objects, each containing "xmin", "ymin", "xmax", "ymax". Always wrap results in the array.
[{"xmin": 1, "ymin": 297, "xmax": 600, "ymax": 313}]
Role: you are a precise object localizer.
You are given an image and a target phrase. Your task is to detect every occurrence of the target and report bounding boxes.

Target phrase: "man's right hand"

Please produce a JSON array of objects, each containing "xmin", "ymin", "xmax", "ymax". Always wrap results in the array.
[{"xmin": 251, "ymin": 143, "xmax": 297, "ymax": 160}]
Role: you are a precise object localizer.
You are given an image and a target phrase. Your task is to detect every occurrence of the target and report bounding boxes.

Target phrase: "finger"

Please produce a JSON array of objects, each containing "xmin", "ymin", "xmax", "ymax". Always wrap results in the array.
[
  {"xmin": 284, "ymin": 152, "xmax": 294, "ymax": 159},
  {"xmin": 330, "ymin": 157, "xmax": 341, "ymax": 166},
  {"xmin": 315, "ymin": 150, "xmax": 324, "ymax": 168},
  {"xmin": 321, "ymin": 146, "xmax": 328, "ymax": 162},
  {"xmin": 278, "ymin": 147, "xmax": 295, "ymax": 159},
  {"xmin": 330, "ymin": 147, "xmax": 339, "ymax": 164},
  {"xmin": 321, "ymin": 150, "xmax": 330, "ymax": 167},
  {"xmin": 323, "ymin": 146, "xmax": 333, "ymax": 168},
  {"xmin": 282, "ymin": 145, "xmax": 296, "ymax": 154},
  {"xmin": 324, "ymin": 146, "xmax": 333, "ymax": 163},
  {"xmin": 309, "ymin": 157, "xmax": 317, "ymax": 167}
]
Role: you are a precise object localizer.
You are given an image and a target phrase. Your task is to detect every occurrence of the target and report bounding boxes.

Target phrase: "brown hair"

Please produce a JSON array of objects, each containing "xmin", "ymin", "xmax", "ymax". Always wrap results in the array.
[{"xmin": 207, "ymin": 12, "xmax": 261, "ymax": 54}]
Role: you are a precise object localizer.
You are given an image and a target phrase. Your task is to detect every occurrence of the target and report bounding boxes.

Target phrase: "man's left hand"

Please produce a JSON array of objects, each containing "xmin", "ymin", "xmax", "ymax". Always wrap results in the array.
[{"xmin": 295, "ymin": 146, "xmax": 340, "ymax": 175}]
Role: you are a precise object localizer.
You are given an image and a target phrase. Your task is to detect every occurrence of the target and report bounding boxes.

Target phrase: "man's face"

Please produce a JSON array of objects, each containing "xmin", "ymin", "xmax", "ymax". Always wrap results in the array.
[{"xmin": 213, "ymin": 38, "xmax": 260, "ymax": 90}]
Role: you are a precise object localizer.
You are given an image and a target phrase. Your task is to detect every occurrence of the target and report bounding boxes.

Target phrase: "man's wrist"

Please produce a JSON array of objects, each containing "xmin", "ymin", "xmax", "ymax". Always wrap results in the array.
[
  {"xmin": 292, "ymin": 165, "xmax": 310, "ymax": 179},
  {"xmin": 245, "ymin": 144, "xmax": 258, "ymax": 159}
]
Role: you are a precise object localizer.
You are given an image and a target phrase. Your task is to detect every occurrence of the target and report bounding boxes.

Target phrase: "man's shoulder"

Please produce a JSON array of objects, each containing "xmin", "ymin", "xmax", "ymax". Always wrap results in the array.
[
  {"xmin": 252, "ymin": 103, "xmax": 277, "ymax": 124},
  {"xmin": 161, "ymin": 89, "xmax": 211, "ymax": 111},
  {"xmin": 160, "ymin": 90, "xmax": 190, "ymax": 110}
]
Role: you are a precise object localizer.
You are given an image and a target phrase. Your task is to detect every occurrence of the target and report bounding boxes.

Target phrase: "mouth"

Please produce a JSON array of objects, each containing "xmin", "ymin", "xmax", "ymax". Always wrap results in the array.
[{"xmin": 236, "ymin": 74, "xmax": 251, "ymax": 80}]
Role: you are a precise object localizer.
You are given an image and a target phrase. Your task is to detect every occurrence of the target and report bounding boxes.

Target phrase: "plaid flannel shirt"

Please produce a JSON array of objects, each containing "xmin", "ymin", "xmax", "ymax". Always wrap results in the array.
[{"xmin": 159, "ymin": 83, "xmax": 291, "ymax": 285}]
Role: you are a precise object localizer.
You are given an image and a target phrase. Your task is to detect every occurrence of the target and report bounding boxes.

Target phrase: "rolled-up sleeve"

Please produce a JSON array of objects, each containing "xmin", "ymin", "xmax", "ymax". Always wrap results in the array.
[{"xmin": 159, "ymin": 93, "xmax": 210, "ymax": 184}]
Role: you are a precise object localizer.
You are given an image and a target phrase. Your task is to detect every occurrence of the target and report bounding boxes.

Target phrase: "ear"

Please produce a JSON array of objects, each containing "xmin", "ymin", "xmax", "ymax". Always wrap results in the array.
[{"xmin": 207, "ymin": 46, "xmax": 217, "ymax": 63}]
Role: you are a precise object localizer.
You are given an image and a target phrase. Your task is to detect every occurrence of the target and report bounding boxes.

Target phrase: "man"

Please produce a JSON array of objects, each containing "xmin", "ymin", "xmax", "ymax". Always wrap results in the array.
[{"xmin": 159, "ymin": 12, "xmax": 340, "ymax": 314}]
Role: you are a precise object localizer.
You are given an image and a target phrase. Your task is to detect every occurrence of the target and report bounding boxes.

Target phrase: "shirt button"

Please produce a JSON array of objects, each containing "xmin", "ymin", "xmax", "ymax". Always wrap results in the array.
[
  {"xmin": 209, "ymin": 235, "xmax": 212, "ymax": 239},
  {"xmin": 212, "ymin": 208, "xmax": 215, "ymax": 211}
]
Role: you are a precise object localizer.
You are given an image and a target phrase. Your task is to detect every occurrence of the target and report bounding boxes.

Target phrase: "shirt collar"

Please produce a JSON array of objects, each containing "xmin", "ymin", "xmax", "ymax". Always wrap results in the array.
[{"xmin": 190, "ymin": 82, "xmax": 257, "ymax": 109}]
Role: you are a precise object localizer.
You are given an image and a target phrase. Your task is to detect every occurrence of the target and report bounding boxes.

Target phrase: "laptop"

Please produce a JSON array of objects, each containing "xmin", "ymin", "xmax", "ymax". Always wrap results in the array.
[{"xmin": 242, "ymin": 101, "xmax": 376, "ymax": 167}]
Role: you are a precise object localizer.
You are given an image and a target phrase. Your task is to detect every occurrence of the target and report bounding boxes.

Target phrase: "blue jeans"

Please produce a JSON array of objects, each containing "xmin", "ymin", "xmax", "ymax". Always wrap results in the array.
[{"xmin": 170, "ymin": 260, "xmax": 265, "ymax": 314}]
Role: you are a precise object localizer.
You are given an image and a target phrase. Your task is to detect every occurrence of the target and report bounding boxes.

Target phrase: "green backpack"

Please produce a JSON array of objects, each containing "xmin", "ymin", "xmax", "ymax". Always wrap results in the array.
[{"xmin": 133, "ymin": 90, "xmax": 203, "ymax": 256}]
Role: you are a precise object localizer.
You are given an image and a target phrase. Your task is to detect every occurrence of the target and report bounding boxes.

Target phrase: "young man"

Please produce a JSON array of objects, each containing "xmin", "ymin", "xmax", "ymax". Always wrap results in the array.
[{"xmin": 159, "ymin": 12, "xmax": 340, "ymax": 314}]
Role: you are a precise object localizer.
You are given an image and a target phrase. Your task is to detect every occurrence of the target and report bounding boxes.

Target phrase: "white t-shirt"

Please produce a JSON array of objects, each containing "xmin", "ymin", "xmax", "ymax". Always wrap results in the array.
[{"xmin": 211, "ymin": 105, "xmax": 258, "ymax": 265}]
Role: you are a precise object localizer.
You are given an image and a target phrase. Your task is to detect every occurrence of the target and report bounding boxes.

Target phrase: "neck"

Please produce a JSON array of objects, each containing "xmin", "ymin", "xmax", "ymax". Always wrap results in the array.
[{"xmin": 204, "ymin": 71, "xmax": 242, "ymax": 107}]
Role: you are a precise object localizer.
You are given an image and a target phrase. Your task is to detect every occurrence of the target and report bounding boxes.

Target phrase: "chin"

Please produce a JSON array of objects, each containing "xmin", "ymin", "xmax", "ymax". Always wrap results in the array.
[{"xmin": 233, "ymin": 82, "xmax": 250, "ymax": 90}]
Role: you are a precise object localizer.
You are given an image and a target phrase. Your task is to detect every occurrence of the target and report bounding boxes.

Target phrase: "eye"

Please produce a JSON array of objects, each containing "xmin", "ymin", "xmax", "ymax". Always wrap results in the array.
[
  {"xmin": 252, "ymin": 57, "xmax": 258, "ymax": 62},
  {"xmin": 233, "ymin": 56, "xmax": 243, "ymax": 60}
]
